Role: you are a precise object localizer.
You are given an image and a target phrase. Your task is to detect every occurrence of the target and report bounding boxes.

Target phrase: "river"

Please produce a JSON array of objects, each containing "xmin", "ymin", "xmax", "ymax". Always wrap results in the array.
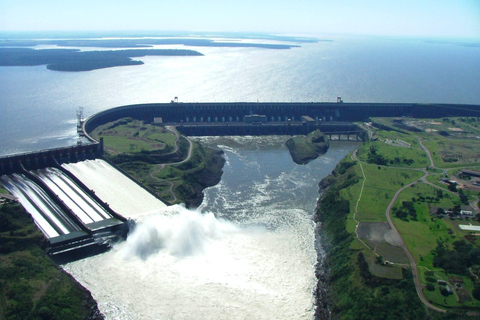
[{"xmin": 62, "ymin": 137, "xmax": 358, "ymax": 319}]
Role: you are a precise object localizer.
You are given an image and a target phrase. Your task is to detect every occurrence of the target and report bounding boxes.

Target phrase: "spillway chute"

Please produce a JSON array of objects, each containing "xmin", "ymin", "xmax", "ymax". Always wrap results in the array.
[{"xmin": 1, "ymin": 162, "xmax": 130, "ymax": 259}]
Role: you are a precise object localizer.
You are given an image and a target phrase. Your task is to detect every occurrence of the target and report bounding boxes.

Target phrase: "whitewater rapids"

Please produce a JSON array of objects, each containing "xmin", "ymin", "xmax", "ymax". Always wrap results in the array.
[{"xmin": 63, "ymin": 205, "xmax": 315, "ymax": 319}]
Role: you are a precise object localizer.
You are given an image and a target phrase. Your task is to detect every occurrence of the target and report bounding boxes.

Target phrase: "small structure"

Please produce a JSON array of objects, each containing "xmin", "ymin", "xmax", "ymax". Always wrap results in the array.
[
  {"xmin": 337, "ymin": 97, "xmax": 343, "ymax": 103},
  {"xmin": 153, "ymin": 117, "xmax": 163, "ymax": 124},
  {"xmin": 459, "ymin": 224, "xmax": 480, "ymax": 231},
  {"xmin": 301, "ymin": 115, "xmax": 315, "ymax": 123},
  {"xmin": 462, "ymin": 170, "xmax": 480, "ymax": 178},
  {"xmin": 244, "ymin": 114, "xmax": 267, "ymax": 123},
  {"xmin": 461, "ymin": 210, "xmax": 473, "ymax": 216}
]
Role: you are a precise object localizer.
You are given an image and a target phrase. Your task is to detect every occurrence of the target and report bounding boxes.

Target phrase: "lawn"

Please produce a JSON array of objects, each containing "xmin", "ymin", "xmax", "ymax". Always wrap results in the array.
[
  {"xmin": 356, "ymin": 140, "xmax": 429, "ymax": 168},
  {"xmin": 422, "ymin": 138, "xmax": 480, "ymax": 168},
  {"xmin": 391, "ymin": 183, "xmax": 462, "ymax": 265},
  {"xmin": 354, "ymin": 163, "xmax": 423, "ymax": 221},
  {"xmin": 374, "ymin": 130, "xmax": 421, "ymax": 148},
  {"xmin": 92, "ymin": 118, "xmax": 177, "ymax": 154}
]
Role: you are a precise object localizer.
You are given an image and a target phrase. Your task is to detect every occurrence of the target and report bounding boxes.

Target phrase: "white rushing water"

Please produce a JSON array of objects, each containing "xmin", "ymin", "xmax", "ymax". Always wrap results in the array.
[
  {"xmin": 1, "ymin": 173, "xmax": 81, "ymax": 237},
  {"xmin": 33, "ymin": 167, "xmax": 111, "ymax": 224},
  {"xmin": 61, "ymin": 138, "xmax": 359, "ymax": 320},
  {"xmin": 62, "ymin": 159, "xmax": 167, "ymax": 220}
]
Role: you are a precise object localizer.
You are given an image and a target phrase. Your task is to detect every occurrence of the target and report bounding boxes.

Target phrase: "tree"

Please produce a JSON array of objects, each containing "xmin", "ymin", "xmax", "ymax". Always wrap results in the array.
[{"xmin": 448, "ymin": 183, "xmax": 457, "ymax": 192}]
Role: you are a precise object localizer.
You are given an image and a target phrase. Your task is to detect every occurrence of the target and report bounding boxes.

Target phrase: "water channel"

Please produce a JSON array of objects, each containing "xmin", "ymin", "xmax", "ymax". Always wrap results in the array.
[{"xmin": 61, "ymin": 136, "xmax": 358, "ymax": 319}]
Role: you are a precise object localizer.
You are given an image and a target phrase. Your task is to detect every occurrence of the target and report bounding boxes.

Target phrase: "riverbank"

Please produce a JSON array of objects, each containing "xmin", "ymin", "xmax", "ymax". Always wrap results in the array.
[{"xmin": 313, "ymin": 116, "xmax": 480, "ymax": 318}]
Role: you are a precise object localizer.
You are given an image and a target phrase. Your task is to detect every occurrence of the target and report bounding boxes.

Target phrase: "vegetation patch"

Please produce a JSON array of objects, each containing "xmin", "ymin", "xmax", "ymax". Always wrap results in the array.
[
  {"xmin": 0, "ymin": 202, "xmax": 102, "ymax": 320},
  {"xmin": 316, "ymin": 117, "xmax": 480, "ymax": 315}
]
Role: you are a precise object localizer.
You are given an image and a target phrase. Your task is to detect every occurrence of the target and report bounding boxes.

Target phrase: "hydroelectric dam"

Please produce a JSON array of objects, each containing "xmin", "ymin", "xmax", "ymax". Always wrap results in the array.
[{"xmin": 2, "ymin": 101, "xmax": 480, "ymax": 257}]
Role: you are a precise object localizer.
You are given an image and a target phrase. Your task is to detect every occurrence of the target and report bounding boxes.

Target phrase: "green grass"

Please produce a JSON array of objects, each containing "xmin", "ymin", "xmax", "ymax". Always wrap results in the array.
[
  {"xmin": 323, "ymin": 119, "xmax": 480, "ymax": 312},
  {"xmin": 422, "ymin": 138, "xmax": 480, "ymax": 168},
  {"xmin": 356, "ymin": 140, "xmax": 430, "ymax": 168},
  {"xmin": 392, "ymin": 183, "xmax": 461, "ymax": 264},
  {"xmin": 92, "ymin": 118, "xmax": 177, "ymax": 154},
  {"xmin": 375, "ymin": 130, "xmax": 422, "ymax": 148},
  {"xmin": 355, "ymin": 163, "xmax": 423, "ymax": 221}
]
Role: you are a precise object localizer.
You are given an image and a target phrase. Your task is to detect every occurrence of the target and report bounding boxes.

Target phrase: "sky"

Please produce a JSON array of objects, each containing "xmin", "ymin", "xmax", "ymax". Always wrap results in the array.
[{"xmin": 0, "ymin": 0, "xmax": 479, "ymax": 39}]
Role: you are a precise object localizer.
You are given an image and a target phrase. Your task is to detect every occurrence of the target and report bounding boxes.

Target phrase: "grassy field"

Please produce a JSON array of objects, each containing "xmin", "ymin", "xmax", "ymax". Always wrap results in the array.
[
  {"xmin": 92, "ymin": 118, "xmax": 177, "ymax": 154},
  {"xmin": 326, "ymin": 117, "xmax": 480, "ymax": 312},
  {"xmin": 356, "ymin": 140, "xmax": 430, "ymax": 168},
  {"xmin": 422, "ymin": 138, "xmax": 480, "ymax": 168}
]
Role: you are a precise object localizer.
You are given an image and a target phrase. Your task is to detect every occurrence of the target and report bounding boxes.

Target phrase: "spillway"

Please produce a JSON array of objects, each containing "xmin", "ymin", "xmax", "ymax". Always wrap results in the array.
[
  {"xmin": 62, "ymin": 159, "xmax": 167, "ymax": 219},
  {"xmin": 1, "ymin": 173, "xmax": 84, "ymax": 240},
  {"xmin": 32, "ymin": 167, "xmax": 112, "ymax": 225},
  {"xmin": 1, "ymin": 162, "xmax": 129, "ymax": 254}
]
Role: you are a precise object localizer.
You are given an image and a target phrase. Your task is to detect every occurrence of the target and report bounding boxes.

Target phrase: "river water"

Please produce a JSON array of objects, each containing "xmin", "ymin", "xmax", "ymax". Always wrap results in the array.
[{"xmin": 62, "ymin": 137, "xmax": 358, "ymax": 319}]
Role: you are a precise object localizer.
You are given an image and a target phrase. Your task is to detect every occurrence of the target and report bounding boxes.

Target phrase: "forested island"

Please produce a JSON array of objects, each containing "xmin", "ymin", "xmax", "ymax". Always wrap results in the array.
[
  {"xmin": 0, "ymin": 33, "xmax": 327, "ymax": 71},
  {"xmin": 0, "ymin": 33, "xmax": 320, "ymax": 49}
]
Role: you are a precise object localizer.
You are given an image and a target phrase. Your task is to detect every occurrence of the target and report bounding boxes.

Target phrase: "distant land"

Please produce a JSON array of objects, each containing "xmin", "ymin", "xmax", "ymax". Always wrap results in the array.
[
  {"xmin": 0, "ymin": 38, "xmax": 304, "ymax": 49},
  {"xmin": 0, "ymin": 48, "xmax": 203, "ymax": 71},
  {"xmin": 0, "ymin": 31, "xmax": 322, "ymax": 44},
  {"xmin": 0, "ymin": 33, "xmax": 328, "ymax": 71}
]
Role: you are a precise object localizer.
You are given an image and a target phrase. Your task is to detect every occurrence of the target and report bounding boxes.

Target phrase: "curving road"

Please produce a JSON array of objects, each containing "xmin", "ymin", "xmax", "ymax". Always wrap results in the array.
[{"xmin": 352, "ymin": 137, "xmax": 448, "ymax": 313}]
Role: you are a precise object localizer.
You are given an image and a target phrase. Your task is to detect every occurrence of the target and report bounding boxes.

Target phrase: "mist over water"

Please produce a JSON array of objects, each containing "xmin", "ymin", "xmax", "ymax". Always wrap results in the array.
[
  {"xmin": 121, "ymin": 209, "xmax": 238, "ymax": 259},
  {"xmin": 62, "ymin": 138, "xmax": 358, "ymax": 319}
]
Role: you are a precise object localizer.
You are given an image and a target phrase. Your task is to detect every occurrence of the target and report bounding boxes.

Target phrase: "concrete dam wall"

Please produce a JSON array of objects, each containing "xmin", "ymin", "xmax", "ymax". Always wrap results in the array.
[
  {"xmin": 82, "ymin": 102, "xmax": 480, "ymax": 138},
  {"xmin": 82, "ymin": 102, "xmax": 480, "ymax": 133}
]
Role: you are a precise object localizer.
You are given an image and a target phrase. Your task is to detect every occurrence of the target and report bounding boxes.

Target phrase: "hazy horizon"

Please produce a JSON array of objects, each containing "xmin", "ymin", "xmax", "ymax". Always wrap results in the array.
[{"xmin": 0, "ymin": 0, "xmax": 479, "ymax": 40}]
